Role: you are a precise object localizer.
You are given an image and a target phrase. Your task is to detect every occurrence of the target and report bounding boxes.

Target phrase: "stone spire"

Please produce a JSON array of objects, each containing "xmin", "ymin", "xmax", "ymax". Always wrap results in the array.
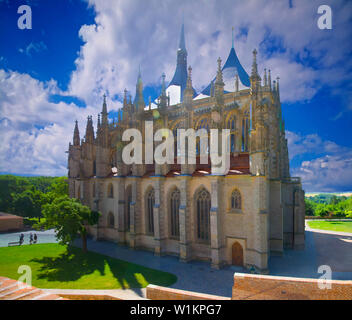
[
  {"xmin": 215, "ymin": 57, "xmax": 224, "ymax": 86},
  {"xmin": 85, "ymin": 116, "xmax": 94, "ymax": 144},
  {"xmin": 250, "ymin": 49, "xmax": 261, "ymax": 92},
  {"xmin": 268, "ymin": 69, "xmax": 272, "ymax": 91},
  {"xmin": 123, "ymin": 88, "xmax": 128, "ymax": 107},
  {"xmin": 184, "ymin": 66, "xmax": 193, "ymax": 107},
  {"xmin": 263, "ymin": 68, "xmax": 267, "ymax": 87},
  {"xmin": 214, "ymin": 58, "xmax": 224, "ymax": 108},
  {"xmin": 101, "ymin": 94, "xmax": 108, "ymax": 127},
  {"xmin": 276, "ymin": 76, "xmax": 280, "ymax": 96},
  {"xmin": 73, "ymin": 120, "xmax": 80, "ymax": 146},
  {"xmin": 159, "ymin": 72, "xmax": 168, "ymax": 108},
  {"xmin": 133, "ymin": 67, "xmax": 145, "ymax": 112},
  {"xmin": 251, "ymin": 49, "xmax": 258, "ymax": 77}
]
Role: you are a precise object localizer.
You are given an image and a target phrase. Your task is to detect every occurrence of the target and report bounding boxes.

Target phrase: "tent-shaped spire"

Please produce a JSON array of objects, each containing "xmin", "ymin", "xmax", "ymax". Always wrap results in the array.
[
  {"xmin": 166, "ymin": 21, "xmax": 196, "ymax": 105},
  {"xmin": 201, "ymin": 30, "xmax": 250, "ymax": 96}
]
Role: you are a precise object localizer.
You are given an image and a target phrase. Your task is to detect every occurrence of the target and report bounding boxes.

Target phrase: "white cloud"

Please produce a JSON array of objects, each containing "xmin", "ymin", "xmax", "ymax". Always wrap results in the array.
[
  {"xmin": 287, "ymin": 130, "xmax": 352, "ymax": 191},
  {"xmin": 292, "ymin": 154, "xmax": 352, "ymax": 192},
  {"xmin": 68, "ymin": 0, "xmax": 352, "ymax": 106},
  {"xmin": 1, "ymin": 0, "xmax": 352, "ymax": 179},
  {"xmin": 0, "ymin": 70, "xmax": 105, "ymax": 176}
]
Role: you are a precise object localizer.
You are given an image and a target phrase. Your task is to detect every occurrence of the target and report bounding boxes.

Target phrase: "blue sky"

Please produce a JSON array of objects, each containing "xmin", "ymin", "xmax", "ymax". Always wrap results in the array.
[{"xmin": 0, "ymin": 0, "xmax": 351, "ymax": 192}]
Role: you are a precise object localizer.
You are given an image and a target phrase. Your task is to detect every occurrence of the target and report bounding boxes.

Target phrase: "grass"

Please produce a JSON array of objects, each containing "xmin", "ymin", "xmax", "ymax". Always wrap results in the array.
[
  {"xmin": 307, "ymin": 220, "xmax": 352, "ymax": 233},
  {"xmin": 0, "ymin": 243, "xmax": 177, "ymax": 289}
]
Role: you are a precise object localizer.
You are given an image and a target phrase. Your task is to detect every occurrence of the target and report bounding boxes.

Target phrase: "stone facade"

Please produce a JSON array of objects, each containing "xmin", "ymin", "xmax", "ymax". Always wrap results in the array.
[{"xmin": 67, "ymin": 26, "xmax": 305, "ymax": 273}]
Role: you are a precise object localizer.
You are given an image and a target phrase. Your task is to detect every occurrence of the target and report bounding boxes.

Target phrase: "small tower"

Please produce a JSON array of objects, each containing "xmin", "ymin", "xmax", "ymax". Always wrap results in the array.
[
  {"xmin": 183, "ymin": 66, "xmax": 193, "ymax": 108},
  {"xmin": 214, "ymin": 57, "xmax": 224, "ymax": 109},
  {"xmin": 159, "ymin": 73, "xmax": 168, "ymax": 108},
  {"xmin": 250, "ymin": 49, "xmax": 261, "ymax": 94},
  {"xmin": 235, "ymin": 73, "xmax": 239, "ymax": 92},
  {"xmin": 73, "ymin": 120, "xmax": 80, "ymax": 146},
  {"xmin": 263, "ymin": 68, "xmax": 267, "ymax": 87},
  {"xmin": 85, "ymin": 116, "xmax": 94, "ymax": 144}
]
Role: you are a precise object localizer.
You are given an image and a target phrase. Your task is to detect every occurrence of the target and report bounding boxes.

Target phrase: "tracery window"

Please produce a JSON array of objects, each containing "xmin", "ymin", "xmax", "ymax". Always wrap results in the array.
[
  {"xmin": 125, "ymin": 185, "xmax": 132, "ymax": 231},
  {"xmin": 196, "ymin": 188, "xmax": 211, "ymax": 243},
  {"xmin": 107, "ymin": 183, "xmax": 114, "ymax": 198},
  {"xmin": 227, "ymin": 114, "xmax": 236, "ymax": 153},
  {"xmin": 146, "ymin": 188, "xmax": 155, "ymax": 235},
  {"xmin": 108, "ymin": 212, "xmax": 115, "ymax": 228},
  {"xmin": 170, "ymin": 188, "xmax": 180, "ymax": 238},
  {"xmin": 231, "ymin": 189, "xmax": 242, "ymax": 210}
]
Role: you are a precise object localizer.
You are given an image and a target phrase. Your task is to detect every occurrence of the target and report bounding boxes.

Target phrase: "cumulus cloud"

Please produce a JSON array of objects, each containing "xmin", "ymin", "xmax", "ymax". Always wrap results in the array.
[
  {"xmin": 0, "ymin": 70, "xmax": 103, "ymax": 176},
  {"xmin": 292, "ymin": 154, "xmax": 352, "ymax": 192},
  {"xmin": 285, "ymin": 130, "xmax": 348, "ymax": 160},
  {"xmin": 287, "ymin": 130, "xmax": 352, "ymax": 191},
  {"xmin": 1, "ymin": 0, "xmax": 352, "ymax": 183},
  {"xmin": 68, "ymin": 0, "xmax": 352, "ymax": 106}
]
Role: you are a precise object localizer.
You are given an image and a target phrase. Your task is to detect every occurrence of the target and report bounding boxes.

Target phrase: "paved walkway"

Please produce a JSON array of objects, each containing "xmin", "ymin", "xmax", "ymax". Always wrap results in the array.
[
  {"xmin": 71, "ymin": 227, "xmax": 352, "ymax": 299},
  {"xmin": 42, "ymin": 288, "xmax": 147, "ymax": 300}
]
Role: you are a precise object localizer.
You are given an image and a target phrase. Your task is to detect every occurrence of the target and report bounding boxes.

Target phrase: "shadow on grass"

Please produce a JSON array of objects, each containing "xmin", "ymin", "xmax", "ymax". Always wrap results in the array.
[
  {"xmin": 30, "ymin": 245, "xmax": 177, "ymax": 291},
  {"xmin": 30, "ymin": 246, "xmax": 106, "ymax": 282}
]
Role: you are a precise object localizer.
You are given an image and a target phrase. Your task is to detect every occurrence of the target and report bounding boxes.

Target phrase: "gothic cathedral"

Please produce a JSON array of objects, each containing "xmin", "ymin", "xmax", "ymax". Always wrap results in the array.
[{"xmin": 68, "ymin": 23, "xmax": 305, "ymax": 272}]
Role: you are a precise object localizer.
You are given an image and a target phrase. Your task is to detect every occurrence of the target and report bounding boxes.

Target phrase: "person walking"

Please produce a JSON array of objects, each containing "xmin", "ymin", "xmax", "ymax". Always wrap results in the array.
[
  {"xmin": 29, "ymin": 233, "xmax": 33, "ymax": 245},
  {"xmin": 33, "ymin": 233, "xmax": 37, "ymax": 244},
  {"xmin": 19, "ymin": 233, "xmax": 24, "ymax": 245}
]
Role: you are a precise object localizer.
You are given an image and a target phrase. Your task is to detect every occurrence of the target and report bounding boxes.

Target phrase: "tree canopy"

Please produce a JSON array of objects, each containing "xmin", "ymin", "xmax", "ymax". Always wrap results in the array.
[{"xmin": 40, "ymin": 195, "xmax": 100, "ymax": 252}]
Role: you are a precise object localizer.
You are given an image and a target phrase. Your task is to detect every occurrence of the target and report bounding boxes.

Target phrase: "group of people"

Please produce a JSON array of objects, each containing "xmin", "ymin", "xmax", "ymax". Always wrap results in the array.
[{"xmin": 19, "ymin": 233, "xmax": 37, "ymax": 245}]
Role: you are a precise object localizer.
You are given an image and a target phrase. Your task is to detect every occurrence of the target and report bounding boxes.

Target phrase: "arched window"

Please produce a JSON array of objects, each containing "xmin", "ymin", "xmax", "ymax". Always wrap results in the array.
[
  {"xmin": 146, "ymin": 188, "xmax": 155, "ymax": 235},
  {"xmin": 231, "ymin": 189, "xmax": 242, "ymax": 210},
  {"xmin": 108, "ymin": 212, "xmax": 115, "ymax": 228},
  {"xmin": 125, "ymin": 185, "xmax": 132, "ymax": 231},
  {"xmin": 195, "ymin": 118, "xmax": 210, "ymax": 155},
  {"xmin": 196, "ymin": 188, "xmax": 211, "ymax": 243},
  {"xmin": 108, "ymin": 183, "xmax": 114, "ymax": 198},
  {"xmin": 227, "ymin": 114, "xmax": 236, "ymax": 153},
  {"xmin": 170, "ymin": 188, "xmax": 180, "ymax": 238}
]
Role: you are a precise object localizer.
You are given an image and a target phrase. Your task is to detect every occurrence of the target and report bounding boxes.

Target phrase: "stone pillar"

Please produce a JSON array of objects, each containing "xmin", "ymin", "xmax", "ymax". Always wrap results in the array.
[
  {"xmin": 117, "ymin": 178, "xmax": 126, "ymax": 245},
  {"xmin": 210, "ymin": 177, "xmax": 222, "ymax": 269},
  {"xmin": 129, "ymin": 178, "xmax": 138, "ymax": 249},
  {"xmin": 179, "ymin": 176, "xmax": 191, "ymax": 262},
  {"xmin": 153, "ymin": 177, "xmax": 165, "ymax": 256}
]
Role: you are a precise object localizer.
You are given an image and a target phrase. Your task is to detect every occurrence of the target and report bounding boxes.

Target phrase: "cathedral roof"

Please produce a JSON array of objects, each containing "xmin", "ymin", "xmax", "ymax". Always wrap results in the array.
[{"xmin": 200, "ymin": 44, "xmax": 250, "ymax": 96}]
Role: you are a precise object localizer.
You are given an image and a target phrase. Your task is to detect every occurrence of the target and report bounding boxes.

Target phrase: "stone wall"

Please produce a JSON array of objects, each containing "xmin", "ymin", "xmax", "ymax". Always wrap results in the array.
[
  {"xmin": 232, "ymin": 273, "xmax": 352, "ymax": 300},
  {"xmin": 146, "ymin": 284, "xmax": 230, "ymax": 300}
]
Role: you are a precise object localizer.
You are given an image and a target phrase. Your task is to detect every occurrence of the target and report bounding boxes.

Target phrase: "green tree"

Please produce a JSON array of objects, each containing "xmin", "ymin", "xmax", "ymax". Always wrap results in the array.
[
  {"xmin": 305, "ymin": 198, "xmax": 316, "ymax": 216},
  {"xmin": 11, "ymin": 187, "xmax": 43, "ymax": 217},
  {"xmin": 40, "ymin": 196, "xmax": 100, "ymax": 252}
]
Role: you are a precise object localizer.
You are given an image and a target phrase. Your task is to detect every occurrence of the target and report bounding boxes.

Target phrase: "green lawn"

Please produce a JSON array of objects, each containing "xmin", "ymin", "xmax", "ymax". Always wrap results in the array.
[
  {"xmin": 307, "ymin": 220, "xmax": 352, "ymax": 233},
  {"xmin": 0, "ymin": 243, "xmax": 177, "ymax": 289}
]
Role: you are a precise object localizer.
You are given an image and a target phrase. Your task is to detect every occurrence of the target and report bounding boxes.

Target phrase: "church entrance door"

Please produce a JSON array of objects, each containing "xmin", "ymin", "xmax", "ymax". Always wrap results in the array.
[{"xmin": 232, "ymin": 242, "xmax": 243, "ymax": 266}]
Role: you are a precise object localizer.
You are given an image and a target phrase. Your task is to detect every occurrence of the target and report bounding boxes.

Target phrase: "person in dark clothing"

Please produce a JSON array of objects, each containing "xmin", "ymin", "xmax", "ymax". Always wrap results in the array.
[
  {"xmin": 33, "ymin": 233, "xmax": 37, "ymax": 244},
  {"xmin": 19, "ymin": 233, "xmax": 24, "ymax": 245},
  {"xmin": 29, "ymin": 233, "xmax": 33, "ymax": 245}
]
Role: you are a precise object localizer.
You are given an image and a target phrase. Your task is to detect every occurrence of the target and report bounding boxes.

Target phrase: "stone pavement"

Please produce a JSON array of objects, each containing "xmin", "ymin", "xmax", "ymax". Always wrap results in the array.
[
  {"xmin": 42, "ymin": 288, "xmax": 147, "ymax": 300},
  {"xmin": 71, "ymin": 226, "xmax": 352, "ymax": 299}
]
